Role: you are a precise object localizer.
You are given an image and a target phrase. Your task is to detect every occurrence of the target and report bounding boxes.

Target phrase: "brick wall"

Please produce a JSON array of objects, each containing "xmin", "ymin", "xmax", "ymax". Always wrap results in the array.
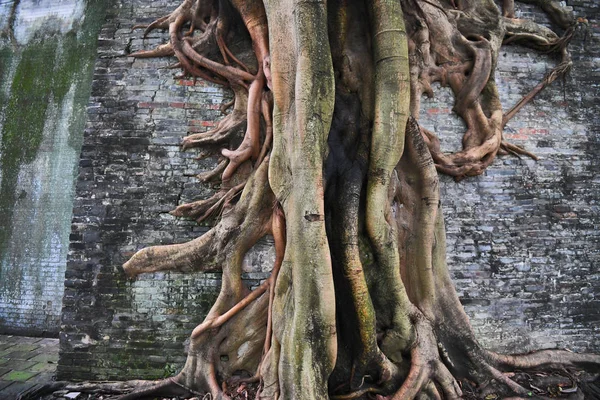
[{"xmin": 58, "ymin": 0, "xmax": 600, "ymax": 380}]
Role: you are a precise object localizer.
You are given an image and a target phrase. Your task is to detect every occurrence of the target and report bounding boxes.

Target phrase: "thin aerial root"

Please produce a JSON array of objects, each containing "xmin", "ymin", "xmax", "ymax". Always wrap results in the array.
[
  {"xmin": 132, "ymin": 0, "xmax": 196, "ymax": 45},
  {"xmin": 197, "ymin": 159, "xmax": 228, "ymax": 183},
  {"xmin": 221, "ymin": 99, "xmax": 235, "ymax": 113},
  {"xmin": 256, "ymin": 92, "xmax": 274, "ymax": 166},
  {"xmin": 187, "ymin": 65, "xmax": 229, "ymax": 86},
  {"xmin": 166, "ymin": 61, "xmax": 182, "ymax": 70},
  {"xmin": 217, "ymin": 33, "xmax": 231, "ymax": 65},
  {"xmin": 182, "ymin": 39, "xmax": 255, "ymax": 83},
  {"xmin": 182, "ymin": 110, "xmax": 247, "ymax": 150},
  {"xmin": 501, "ymin": 141, "xmax": 538, "ymax": 160},
  {"xmin": 170, "ymin": 192, "xmax": 222, "ymax": 219},
  {"xmin": 503, "ymin": 60, "xmax": 572, "ymax": 126},
  {"xmin": 222, "ymin": 41, "xmax": 251, "ymax": 73},
  {"xmin": 169, "ymin": 181, "xmax": 245, "ymax": 223},
  {"xmin": 420, "ymin": 121, "xmax": 499, "ymax": 180},
  {"xmin": 24, "ymin": 378, "xmax": 190, "ymax": 400},
  {"xmin": 230, "ymin": 375, "xmax": 261, "ymax": 386},
  {"xmin": 117, "ymin": 377, "xmax": 191, "ymax": 400},
  {"xmin": 433, "ymin": 361, "xmax": 462, "ymax": 400},
  {"xmin": 132, "ymin": 15, "xmax": 169, "ymax": 37},
  {"xmin": 191, "ymin": 279, "xmax": 269, "ymax": 339},
  {"xmin": 387, "ymin": 351, "xmax": 462, "ymax": 400},
  {"xmin": 219, "ymin": 143, "xmax": 252, "ymax": 178},
  {"xmin": 196, "ymin": 148, "xmax": 218, "ymax": 161},
  {"xmin": 423, "ymin": 381, "xmax": 442, "ymax": 400},
  {"xmin": 207, "ymin": 360, "xmax": 226, "ymax": 400},
  {"xmin": 221, "ymin": 69, "xmax": 265, "ymax": 181},
  {"xmin": 174, "ymin": 42, "xmax": 223, "ymax": 85},
  {"xmin": 196, "ymin": 181, "xmax": 246, "ymax": 223},
  {"xmin": 168, "ymin": 16, "xmax": 228, "ymax": 86},
  {"xmin": 453, "ymin": 40, "xmax": 492, "ymax": 115},
  {"xmin": 171, "ymin": 379, "xmax": 205, "ymax": 398},
  {"xmin": 215, "ymin": 32, "xmax": 251, "ymax": 73}
]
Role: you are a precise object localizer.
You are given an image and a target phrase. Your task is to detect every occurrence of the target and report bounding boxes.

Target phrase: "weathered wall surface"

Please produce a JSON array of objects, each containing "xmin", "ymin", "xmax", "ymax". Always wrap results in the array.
[
  {"xmin": 0, "ymin": 0, "xmax": 107, "ymax": 336},
  {"xmin": 59, "ymin": 0, "xmax": 599, "ymax": 380}
]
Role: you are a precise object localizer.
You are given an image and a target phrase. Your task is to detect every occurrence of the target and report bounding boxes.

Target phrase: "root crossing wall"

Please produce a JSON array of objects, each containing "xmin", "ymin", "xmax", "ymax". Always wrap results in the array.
[{"xmin": 59, "ymin": 0, "xmax": 600, "ymax": 380}]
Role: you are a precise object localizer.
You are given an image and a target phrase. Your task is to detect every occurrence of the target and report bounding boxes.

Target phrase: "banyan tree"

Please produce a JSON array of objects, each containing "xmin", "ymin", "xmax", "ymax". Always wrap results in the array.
[{"xmin": 25, "ymin": 0, "xmax": 600, "ymax": 399}]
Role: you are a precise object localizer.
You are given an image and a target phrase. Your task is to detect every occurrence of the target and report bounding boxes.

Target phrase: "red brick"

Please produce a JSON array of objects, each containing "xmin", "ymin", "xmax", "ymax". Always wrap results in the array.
[
  {"xmin": 176, "ymin": 79, "xmax": 196, "ymax": 86},
  {"xmin": 138, "ymin": 102, "xmax": 167, "ymax": 109}
]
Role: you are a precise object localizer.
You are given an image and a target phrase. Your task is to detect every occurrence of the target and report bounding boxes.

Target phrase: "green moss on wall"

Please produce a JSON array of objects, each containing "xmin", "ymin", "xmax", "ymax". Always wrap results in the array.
[
  {"xmin": 0, "ymin": 39, "xmax": 56, "ymax": 276},
  {"xmin": 0, "ymin": 0, "xmax": 108, "ymax": 265},
  {"xmin": 0, "ymin": 0, "xmax": 109, "ymax": 332}
]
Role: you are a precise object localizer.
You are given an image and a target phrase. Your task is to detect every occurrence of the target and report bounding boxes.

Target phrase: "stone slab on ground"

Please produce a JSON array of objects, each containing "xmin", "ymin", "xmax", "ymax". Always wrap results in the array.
[{"xmin": 0, "ymin": 335, "xmax": 59, "ymax": 400}]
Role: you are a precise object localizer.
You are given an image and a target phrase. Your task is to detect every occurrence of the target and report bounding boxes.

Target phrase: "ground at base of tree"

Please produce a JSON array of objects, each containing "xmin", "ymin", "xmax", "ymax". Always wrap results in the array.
[{"xmin": 22, "ymin": 370, "xmax": 600, "ymax": 400}]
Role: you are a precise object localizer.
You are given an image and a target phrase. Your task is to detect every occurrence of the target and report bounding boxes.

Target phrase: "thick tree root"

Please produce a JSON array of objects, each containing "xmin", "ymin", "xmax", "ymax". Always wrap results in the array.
[
  {"xmin": 221, "ymin": 70, "xmax": 265, "ymax": 181},
  {"xmin": 488, "ymin": 349, "xmax": 600, "ymax": 372},
  {"xmin": 391, "ymin": 317, "xmax": 463, "ymax": 400}
]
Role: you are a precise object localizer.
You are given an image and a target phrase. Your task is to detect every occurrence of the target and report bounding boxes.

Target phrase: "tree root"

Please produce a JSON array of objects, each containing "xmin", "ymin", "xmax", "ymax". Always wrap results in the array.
[
  {"xmin": 124, "ymin": 159, "xmax": 272, "ymax": 277},
  {"xmin": 182, "ymin": 109, "xmax": 247, "ymax": 150},
  {"xmin": 487, "ymin": 349, "xmax": 600, "ymax": 372},
  {"xmin": 191, "ymin": 279, "xmax": 269, "ymax": 339},
  {"xmin": 132, "ymin": 0, "xmax": 272, "ymax": 190},
  {"xmin": 118, "ymin": 377, "xmax": 197, "ymax": 400},
  {"xmin": 378, "ymin": 317, "xmax": 460, "ymax": 400},
  {"xmin": 500, "ymin": 141, "xmax": 539, "ymax": 160},
  {"xmin": 403, "ymin": 0, "xmax": 576, "ymax": 179},
  {"xmin": 221, "ymin": 70, "xmax": 265, "ymax": 182},
  {"xmin": 502, "ymin": 60, "xmax": 572, "ymax": 127},
  {"xmin": 181, "ymin": 38, "xmax": 255, "ymax": 84},
  {"xmin": 197, "ymin": 159, "xmax": 228, "ymax": 183},
  {"xmin": 170, "ymin": 185, "xmax": 231, "ymax": 222}
]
